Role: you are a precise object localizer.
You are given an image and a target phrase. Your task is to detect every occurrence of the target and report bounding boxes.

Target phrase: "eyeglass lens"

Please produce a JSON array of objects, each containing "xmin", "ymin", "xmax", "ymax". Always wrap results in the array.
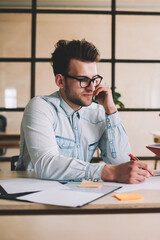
[{"xmin": 80, "ymin": 76, "xmax": 102, "ymax": 88}]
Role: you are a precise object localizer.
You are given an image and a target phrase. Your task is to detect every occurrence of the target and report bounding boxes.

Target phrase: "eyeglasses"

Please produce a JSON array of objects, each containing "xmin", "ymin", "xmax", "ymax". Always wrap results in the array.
[{"xmin": 64, "ymin": 74, "xmax": 103, "ymax": 88}]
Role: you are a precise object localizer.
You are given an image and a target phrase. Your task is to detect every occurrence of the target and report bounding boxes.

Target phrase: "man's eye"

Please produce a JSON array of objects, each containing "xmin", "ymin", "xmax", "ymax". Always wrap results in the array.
[{"xmin": 78, "ymin": 78, "xmax": 89, "ymax": 82}]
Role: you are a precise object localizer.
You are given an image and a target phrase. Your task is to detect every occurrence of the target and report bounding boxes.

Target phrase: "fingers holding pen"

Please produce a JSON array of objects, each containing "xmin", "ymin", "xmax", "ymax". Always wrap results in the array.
[
  {"xmin": 126, "ymin": 161, "xmax": 148, "ymax": 184},
  {"xmin": 129, "ymin": 154, "xmax": 154, "ymax": 177},
  {"xmin": 116, "ymin": 161, "xmax": 150, "ymax": 184},
  {"xmin": 101, "ymin": 161, "xmax": 152, "ymax": 184},
  {"xmin": 135, "ymin": 161, "xmax": 150, "ymax": 179},
  {"xmin": 129, "ymin": 161, "xmax": 154, "ymax": 184}
]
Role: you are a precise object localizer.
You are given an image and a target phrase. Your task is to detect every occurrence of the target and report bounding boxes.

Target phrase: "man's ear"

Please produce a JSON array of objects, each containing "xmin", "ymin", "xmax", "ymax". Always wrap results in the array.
[{"xmin": 55, "ymin": 74, "xmax": 65, "ymax": 89}]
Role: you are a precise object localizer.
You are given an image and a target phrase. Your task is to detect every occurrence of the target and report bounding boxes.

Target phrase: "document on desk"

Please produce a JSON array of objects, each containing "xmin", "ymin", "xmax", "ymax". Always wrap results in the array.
[
  {"xmin": 17, "ymin": 183, "xmax": 120, "ymax": 207},
  {"xmin": 103, "ymin": 175, "xmax": 160, "ymax": 193},
  {"xmin": 0, "ymin": 178, "xmax": 68, "ymax": 193},
  {"xmin": 0, "ymin": 178, "xmax": 120, "ymax": 207}
]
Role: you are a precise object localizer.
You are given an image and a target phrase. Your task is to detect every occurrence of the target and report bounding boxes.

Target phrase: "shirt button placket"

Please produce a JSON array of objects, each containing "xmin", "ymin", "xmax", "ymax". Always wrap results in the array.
[{"xmin": 73, "ymin": 113, "xmax": 81, "ymax": 159}]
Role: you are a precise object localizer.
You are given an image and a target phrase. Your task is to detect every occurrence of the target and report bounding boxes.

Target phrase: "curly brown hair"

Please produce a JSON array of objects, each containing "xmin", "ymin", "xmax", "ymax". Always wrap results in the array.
[{"xmin": 51, "ymin": 39, "xmax": 100, "ymax": 76}]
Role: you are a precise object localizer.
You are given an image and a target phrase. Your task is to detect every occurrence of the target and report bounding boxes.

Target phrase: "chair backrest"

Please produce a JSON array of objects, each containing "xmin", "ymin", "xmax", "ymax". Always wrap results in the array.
[
  {"xmin": 0, "ymin": 115, "xmax": 7, "ymax": 156},
  {"xmin": 0, "ymin": 115, "xmax": 7, "ymax": 132},
  {"xmin": 11, "ymin": 155, "xmax": 19, "ymax": 170}
]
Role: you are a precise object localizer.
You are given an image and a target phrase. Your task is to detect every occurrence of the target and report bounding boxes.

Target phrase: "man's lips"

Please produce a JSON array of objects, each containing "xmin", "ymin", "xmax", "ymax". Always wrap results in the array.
[{"xmin": 83, "ymin": 93, "xmax": 93, "ymax": 98}]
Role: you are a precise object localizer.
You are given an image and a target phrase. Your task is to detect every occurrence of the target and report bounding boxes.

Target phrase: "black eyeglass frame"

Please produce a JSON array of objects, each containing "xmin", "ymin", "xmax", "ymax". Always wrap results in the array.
[{"xmin": 64, "ymin": 74, "xmax": 103, "ymax": 88}]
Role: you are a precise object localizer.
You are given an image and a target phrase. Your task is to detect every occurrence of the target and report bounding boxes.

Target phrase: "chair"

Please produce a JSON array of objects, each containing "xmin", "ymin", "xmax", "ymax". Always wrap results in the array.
[
  {"xmin": 0, "ymin": 115, "xmax": 7, "ymax": 156},
  {"xmin": 11, "ymin": 155, "xmax": 19, "ymax": 170},
  {"xmin": 0, "ymin": 115, "xmax": 7, "ymax": 132}
]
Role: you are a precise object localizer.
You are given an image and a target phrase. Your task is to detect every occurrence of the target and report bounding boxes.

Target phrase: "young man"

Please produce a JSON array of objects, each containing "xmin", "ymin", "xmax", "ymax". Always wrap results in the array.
[{"xmin": 16, "ymin": 39, "xmax": 150, "ymax": 183}]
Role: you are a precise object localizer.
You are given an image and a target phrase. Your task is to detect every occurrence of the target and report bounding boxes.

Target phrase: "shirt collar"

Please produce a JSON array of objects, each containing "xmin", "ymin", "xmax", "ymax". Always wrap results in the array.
[{"xmin": 58, "ymin": 91, "xmax": 85, "ymax": 118}]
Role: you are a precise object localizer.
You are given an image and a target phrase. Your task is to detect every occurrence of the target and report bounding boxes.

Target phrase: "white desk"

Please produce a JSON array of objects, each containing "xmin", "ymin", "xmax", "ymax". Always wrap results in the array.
[
  {"xmin": 0, "ymin": 162, "xmax": 160, "ymax": 215},
  {"xmin": 0, "ymin": 162, "xmax": 160, "ymax": 240},
  {"xmin": 1, "ymin": 213, "xmax": 160, "ymax": 240}
]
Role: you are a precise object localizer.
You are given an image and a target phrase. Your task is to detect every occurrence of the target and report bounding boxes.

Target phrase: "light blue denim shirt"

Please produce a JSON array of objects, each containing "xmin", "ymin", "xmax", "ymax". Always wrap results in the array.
[{"xmin": 16, "ymin": 91, "xmax": 131, "ymax": 181}]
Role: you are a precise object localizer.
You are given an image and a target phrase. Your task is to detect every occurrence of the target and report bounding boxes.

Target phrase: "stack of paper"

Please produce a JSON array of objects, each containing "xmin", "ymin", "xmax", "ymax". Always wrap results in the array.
[{"xmin": 0, "ymin": 178, "xmax": 120, "ymax": 208}]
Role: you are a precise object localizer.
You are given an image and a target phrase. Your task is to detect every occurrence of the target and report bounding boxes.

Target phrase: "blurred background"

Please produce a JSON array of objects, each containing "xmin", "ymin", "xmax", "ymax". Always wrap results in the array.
[{"xmin": 0, "ymin": 0, "xmax": 160, "ymax": 168}]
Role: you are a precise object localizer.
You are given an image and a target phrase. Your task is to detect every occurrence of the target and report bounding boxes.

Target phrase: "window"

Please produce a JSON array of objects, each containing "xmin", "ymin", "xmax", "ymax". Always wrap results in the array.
[{"xmin": 0, "ymin": 0, "xmax": 160, "ymax": 158}]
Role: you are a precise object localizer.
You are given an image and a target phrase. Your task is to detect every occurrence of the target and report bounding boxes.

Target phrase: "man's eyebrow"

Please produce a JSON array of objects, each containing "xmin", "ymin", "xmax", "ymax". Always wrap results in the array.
[
  {"xmin": 76, "ymin": 75, "xmax": 98, "ymax": 78},
  {"xmin": 76, "ymin": 75, "xmax": 89, "ymax": 78}
]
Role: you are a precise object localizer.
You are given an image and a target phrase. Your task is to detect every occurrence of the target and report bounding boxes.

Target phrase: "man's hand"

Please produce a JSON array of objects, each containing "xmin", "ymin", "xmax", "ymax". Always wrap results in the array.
[
  {"xmin": 93, "ymin": 84, "xmax": 117, "ymax": 115},
  {"xmin": 101, "ymin": 161, "xmax": 151, "ymax": 184}
]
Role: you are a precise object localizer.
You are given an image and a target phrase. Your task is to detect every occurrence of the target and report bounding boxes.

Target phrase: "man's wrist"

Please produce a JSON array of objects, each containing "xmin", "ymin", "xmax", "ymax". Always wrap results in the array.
[
  {"xmin": 101, "ymin": 164, "xmax": 117, "ymax": 181},
  {"xmin": 105, "ymin": 106, "xmax": 117, "ymax": 115}
]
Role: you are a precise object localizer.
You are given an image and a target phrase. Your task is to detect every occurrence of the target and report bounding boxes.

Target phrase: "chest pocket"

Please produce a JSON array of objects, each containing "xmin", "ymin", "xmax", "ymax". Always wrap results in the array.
[
  {"xmin": 56, "ymin": 136, "xmax": 75, "ymax": 158},
  {"xmin": 88, "ymin": 142, "xmax": 99, "ymax": 161}
]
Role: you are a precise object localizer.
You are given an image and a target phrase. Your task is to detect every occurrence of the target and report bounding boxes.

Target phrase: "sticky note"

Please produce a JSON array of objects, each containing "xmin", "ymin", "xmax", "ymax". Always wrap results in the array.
[
  {"xmin": 114, "ymin": 193, "xmax": 144, "ymax": 201},
  {"xmin": 78, "ymin": 180, "xmax": 104, "ymax": 188}
]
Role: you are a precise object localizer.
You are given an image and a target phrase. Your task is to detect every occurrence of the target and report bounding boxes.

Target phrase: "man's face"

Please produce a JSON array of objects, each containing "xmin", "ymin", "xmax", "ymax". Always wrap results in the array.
[{"xmin": 62, "ymin": 59, "xmax": 98, "ymax": 111}]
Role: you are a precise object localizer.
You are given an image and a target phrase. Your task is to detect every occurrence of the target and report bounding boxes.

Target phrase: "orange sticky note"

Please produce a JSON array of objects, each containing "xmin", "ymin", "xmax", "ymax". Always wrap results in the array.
[
  {"xmin": 114, "ymin": 193, "xmax": 144, "ymax": 201},
  {"xmin": 78, "ymin": 180, "xmax": 104, "ymax": 188}
]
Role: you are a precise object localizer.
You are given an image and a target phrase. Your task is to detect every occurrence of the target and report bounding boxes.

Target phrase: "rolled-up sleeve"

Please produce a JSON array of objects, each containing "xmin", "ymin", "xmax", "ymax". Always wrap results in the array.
[{"xmin": 99, "ymin": 111, "xmax": 131, "ymax": 165}]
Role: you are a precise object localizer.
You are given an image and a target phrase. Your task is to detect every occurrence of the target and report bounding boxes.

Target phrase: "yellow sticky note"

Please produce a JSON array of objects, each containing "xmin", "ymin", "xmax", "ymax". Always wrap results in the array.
[
  {"xmin": 114, "ymin": 193, "xmax": 144, "ymax": 201},
  {"xmin": 78, "ymin": 180, "xmax": 104, "ymax": 188}
]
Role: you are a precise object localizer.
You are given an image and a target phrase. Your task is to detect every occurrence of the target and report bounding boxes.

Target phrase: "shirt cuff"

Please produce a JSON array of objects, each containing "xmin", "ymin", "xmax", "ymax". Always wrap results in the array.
[
  {"xmin": 85, "ymin": 162, "xmax": 106, "ymax": 181},
  {"xmin": 106, "ymin": 111, "xmax": 121, "ymax": 128}
]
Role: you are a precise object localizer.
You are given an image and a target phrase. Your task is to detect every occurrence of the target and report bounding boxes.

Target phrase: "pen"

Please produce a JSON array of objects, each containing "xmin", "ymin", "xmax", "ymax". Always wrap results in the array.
[{"xmin": 129, "ymin": 154, "xmax": 155, "ymax": 177}]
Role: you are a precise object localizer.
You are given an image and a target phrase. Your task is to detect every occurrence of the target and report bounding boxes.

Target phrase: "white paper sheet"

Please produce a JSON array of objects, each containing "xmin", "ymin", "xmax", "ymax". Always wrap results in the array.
[
  {"xmin": 2, "ymin": 176, "xmax": 160, "ymax": 207},
  {"xmin": 0, "ymin": 178, "xmax": 120, "ymax": 207},
  {"xmin": 0, "ymin": 178, "xmax": 68, "ymax": 193},
  {"xmin": 17, "ymin": 189, "xmax": 102, "ymax": 207},
  {"xmin": 66, "ymin": 182, "xmax": 120, "ymax": 194},
  {"xmin": 103, "ymin": 175, "xmax": 160, "ymax": 193},
  {"xmin": 17, "ymin": 185, "xmax": 119, "ymax": 207}
]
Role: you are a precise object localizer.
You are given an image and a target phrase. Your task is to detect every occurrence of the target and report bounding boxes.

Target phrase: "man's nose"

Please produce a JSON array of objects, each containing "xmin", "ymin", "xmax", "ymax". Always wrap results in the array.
[{"xmin": 86, "ymin": 80, "xmax": 95, "ymax": 91}]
